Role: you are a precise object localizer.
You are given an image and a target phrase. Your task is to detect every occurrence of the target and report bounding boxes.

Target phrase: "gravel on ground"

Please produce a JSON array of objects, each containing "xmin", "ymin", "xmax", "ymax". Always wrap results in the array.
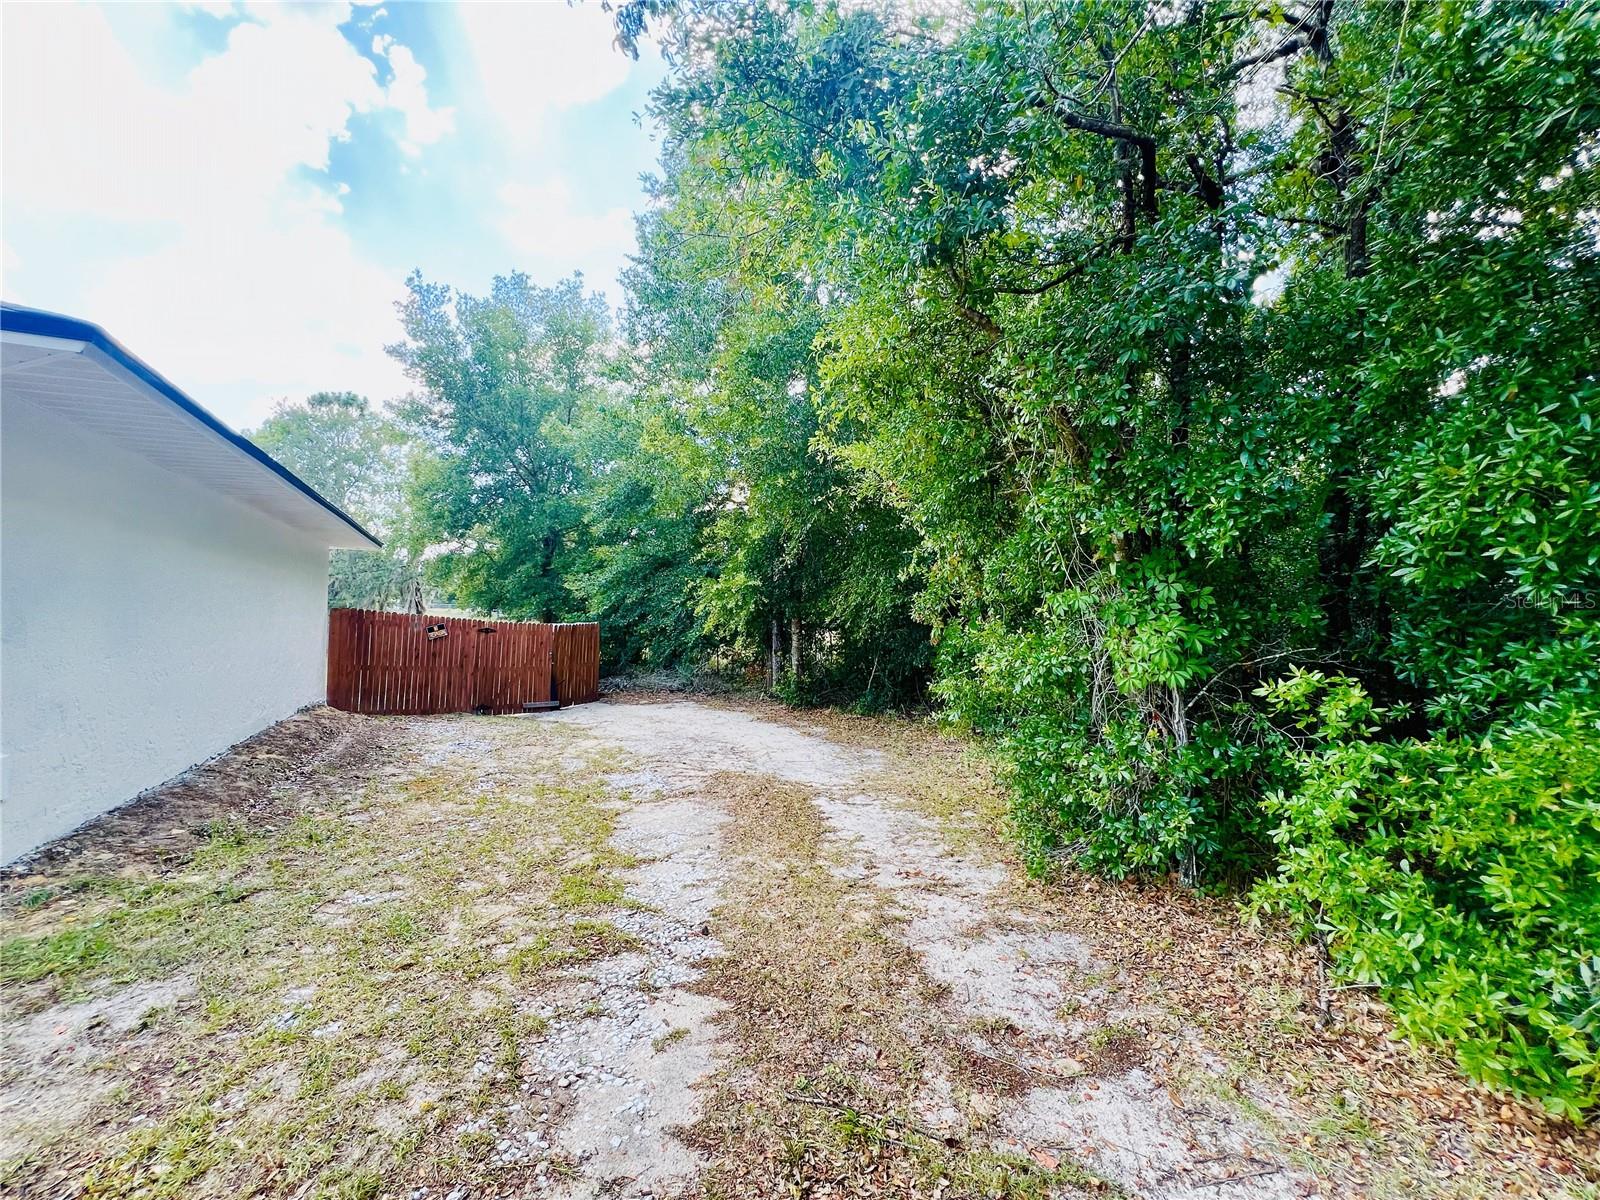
[{"xmin": 1, "ymin": 698, "xmax": 1592, "ymax": 1200}]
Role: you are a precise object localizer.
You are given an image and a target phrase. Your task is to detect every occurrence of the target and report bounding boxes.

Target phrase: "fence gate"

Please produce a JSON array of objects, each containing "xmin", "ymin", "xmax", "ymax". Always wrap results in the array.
[{"xmin": 326, "ymin": 609, "xmax": 600, "ymax": 715}]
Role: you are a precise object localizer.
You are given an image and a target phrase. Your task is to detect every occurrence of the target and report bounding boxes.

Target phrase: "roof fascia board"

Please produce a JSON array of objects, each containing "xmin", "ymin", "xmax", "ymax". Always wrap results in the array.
[
  {"xmin": 1, "ymin": 306, "xmax": 381, "ymax": 550},
  {"xmin": 2, "ymin": 330, "xmax": 88, "ymax": 354}
]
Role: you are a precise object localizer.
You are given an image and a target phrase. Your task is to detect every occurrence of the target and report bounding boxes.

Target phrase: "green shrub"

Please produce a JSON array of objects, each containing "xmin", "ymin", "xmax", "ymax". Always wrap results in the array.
[
  {"xmin": 612, "ymin": 0, "xmax": 1600, "ymax": 1115},
  {"xmin": 1254, "ymin": 671, "xmax": 1600, "ymax": 1118}
]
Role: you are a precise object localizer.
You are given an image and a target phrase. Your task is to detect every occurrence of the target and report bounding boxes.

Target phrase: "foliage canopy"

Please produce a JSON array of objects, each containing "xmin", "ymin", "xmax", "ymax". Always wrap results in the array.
[
  {"xmin": 272, "ymin": 0, "xmax": 1600, "ymax": 1115},
  {"xmin": 598, "ymin": 0, "xmax": 1600, "ymax": 1115},
  {"xmin": 249, "ymin": 391, "xmax": 421, "ymax": 610}
]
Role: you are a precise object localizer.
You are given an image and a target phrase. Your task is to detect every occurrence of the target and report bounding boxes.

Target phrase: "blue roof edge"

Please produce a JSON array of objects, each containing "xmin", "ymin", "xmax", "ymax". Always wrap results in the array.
[{"xmin": 1, "ymin": 301, "xmax": 381, "ymax": 549}]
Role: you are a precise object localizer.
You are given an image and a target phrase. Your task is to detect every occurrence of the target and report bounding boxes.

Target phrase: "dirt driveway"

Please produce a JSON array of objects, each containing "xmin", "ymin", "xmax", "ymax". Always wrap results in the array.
[{"xmin": 1, "ymin": 699, "xmax": 1591, "ymax": 1200}]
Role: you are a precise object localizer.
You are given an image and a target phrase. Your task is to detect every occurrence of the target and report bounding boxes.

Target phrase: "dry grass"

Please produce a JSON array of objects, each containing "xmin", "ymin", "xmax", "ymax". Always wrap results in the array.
[
  {"xmin": 0, "ymin": 713, "xmax": 641, "ymax": 1200},
  {"xmin": 680, "ymin": 771, "xmax": 1113, "ymax": 1200},
  {"xmin": 1013, "ymin": 873, "xmax": 1600, "ymax": 1199},
  {"xmin": 790, "ymin": 705, "xmax": 1600, "ymax": 1200}
]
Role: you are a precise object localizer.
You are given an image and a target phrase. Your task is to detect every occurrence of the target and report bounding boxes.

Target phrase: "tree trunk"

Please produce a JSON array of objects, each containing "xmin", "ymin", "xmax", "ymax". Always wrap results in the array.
[
  {"xmin": 769, "ymin": 618, "xmax": 780, "ymax": 690},
  {"xmin": 789, "ymin": 614, "xmax": 801, "ymax": 682},
  {"xmin": 1171, "ymin": 683, "xmax": 1197, "ymax": 888}
]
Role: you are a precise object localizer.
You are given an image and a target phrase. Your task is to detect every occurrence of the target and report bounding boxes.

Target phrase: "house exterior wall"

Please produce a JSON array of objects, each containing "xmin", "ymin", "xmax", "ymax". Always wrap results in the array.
[{"xmin": 1, "ymin": 394, "xmax": 332, "ymax": 861}]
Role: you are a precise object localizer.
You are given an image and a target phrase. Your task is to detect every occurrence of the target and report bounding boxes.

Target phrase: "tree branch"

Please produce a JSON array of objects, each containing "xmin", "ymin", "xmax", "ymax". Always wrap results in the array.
[
  {"xmin": 990, "ymin": 238, "xmax": 1119, "ymax": 295},
  {"xmin": 1223, "ymin": 1, "xmax": 1330, "ymax": 82},
  {"xmin": 1222, "ymin": 33, "xmax": 1307, "ymax": 82},
  {"xmin": 946, "ymin": 267, "xmax": 1003, "ymax": 341},
  {"xmin": 1029, "ymin": 54, "xmax": 1158, "ymax": 225},
  {"xmin": 1046, "ymin": 105, "xmax": 1159, "ymax": 221},
  {"xmin": 955, "ymin": 300, "xmax": 1003, "ymax": 340}
]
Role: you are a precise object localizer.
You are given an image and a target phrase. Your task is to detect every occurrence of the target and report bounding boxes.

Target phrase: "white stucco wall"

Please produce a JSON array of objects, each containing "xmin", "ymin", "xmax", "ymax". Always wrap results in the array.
[{"xmin": 1, "ymin": 394, "xmax": 332, "ymax": 861}]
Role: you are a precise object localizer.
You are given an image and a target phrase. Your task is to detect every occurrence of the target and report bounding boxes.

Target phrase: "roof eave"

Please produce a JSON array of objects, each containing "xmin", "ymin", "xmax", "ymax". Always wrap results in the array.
[{"xmin": 0, "ymin": 303, "xmax": 383, "ymax": 551}]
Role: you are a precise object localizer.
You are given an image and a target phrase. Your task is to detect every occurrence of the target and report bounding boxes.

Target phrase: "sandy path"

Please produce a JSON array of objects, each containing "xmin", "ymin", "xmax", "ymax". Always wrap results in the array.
[
  {"xmin": 542, "ymin": 699, "xmax": 1304, "ymax": 1200},
  {"xmin": 522, "ymin": 700, "xmax": 876, "ymax": 1198},
  {"xmin": 7, "ymin": 700, "xmax": 1583, "ymax": 1198}
]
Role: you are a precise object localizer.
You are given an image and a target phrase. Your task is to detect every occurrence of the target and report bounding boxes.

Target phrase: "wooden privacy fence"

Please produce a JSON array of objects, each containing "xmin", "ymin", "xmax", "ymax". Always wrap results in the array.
[{"xmin": 327, "ymin": 609, "xmax": 600, "ymax": 715}]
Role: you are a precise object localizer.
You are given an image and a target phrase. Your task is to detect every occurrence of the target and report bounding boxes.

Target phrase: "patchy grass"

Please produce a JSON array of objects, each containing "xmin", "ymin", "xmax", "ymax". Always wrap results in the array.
[
  {"xmin": 681, "ymin": 696, "xmax": 1599, "ymax": 1197},
  {"xmin": 506, "ymin": 919, "xmax": 641, "ymax": 978},
  {"xmin": 680, "ymin": 771, "xmax": 1112, "ymax": 1200},
  {"xmin": 1, "ymin": 921, "xmax": 118, "ymax": 984},
  {"xmin": 653, "ymin": 1026, "xmax": 690, "ymax": 1053},
  {"xmin": 550, "ymin": 860, "xmax": 633, "ymax": 910},
  {"xmin": 0, "ymin": 715, "xmax": 641, "ymax": 1199}
]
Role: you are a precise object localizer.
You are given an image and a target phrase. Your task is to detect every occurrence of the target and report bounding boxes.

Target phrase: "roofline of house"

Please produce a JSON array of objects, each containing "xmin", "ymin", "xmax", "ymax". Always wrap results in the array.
[{"xmin": 1, "ymin": 301, "xmax": 381, "ymax": 550}]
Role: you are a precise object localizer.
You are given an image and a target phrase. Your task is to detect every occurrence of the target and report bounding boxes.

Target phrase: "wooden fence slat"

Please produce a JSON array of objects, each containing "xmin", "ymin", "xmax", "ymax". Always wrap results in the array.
[
  {"xmin": 351, "ymin": 610, "xmax": 361, "ymax": 707},
  {"xmin": 343, "ymin": 609, "xmax": 358, "ymax": 709},
  {"xmin": 403, "ymin": 620, "xmax": 416, "ymax": 713},
  {"xmin": 405, "ymin": 614, "xmax": 420, "ymax": 714},
  {"xmin": 353, "ymin": 609, "xmax": 367, "ymax": 712},
  {"xmin": 346, "ymin": 610, "xmax": 359, "ymax": 712},
  {"xmin": 327, "ymin": 610, "xmax": 344, "ymax": 709},
  {"xmin": 420, "ymin": 623, "xmax": 436, "ymax": 714},
  {"xmin": 370, "ymin": 610, "xmax": 384, "ymax": 714},
  {"xmin": 328, "ymin": 610, "xmax": 343, "ymax": 709},
  {"xmin": 362, "ymin": 610, "xmax": 371, "ymax": 711},
  {"xmin": 361, "ymin": 609, "xmax": 376, "ymax": 712},
  {"xmin": 393, "ymin": 613, "xmax": 407, "ymax": 714},
  {"xmin": 326, "ymin": 609, "xmax": 599, "ymax": 715},
  {"xmin": 373, "ymin": 610, "xmax": 383, "ymax": 711},
  {"xmin": 344, "ymin": 610, "xmax": 357, "ymax": 711},
  {"xmin": 381, "ymin": 611, "xmax": 395, "ymax": 713},
  {"xmin": 404, "ymin": 619, "xmax": 418, "ymax": 715}
]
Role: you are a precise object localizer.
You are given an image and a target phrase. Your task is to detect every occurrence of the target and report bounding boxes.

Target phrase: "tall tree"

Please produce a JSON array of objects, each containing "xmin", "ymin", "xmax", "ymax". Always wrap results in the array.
[
  {"xmin": 249, "ymin": 391, "xmax": 421, "ymax": 610},
  {"xmin": 612, "ymin": 0, "xmax": 1600, "ymax": 1112},
  {"xmin": 621, "ymin": 142, "xmax": 932, "ymax": 705},
  {"xmin": 387, "ymin": 272, "xmax": 610, "ymax": 621}
]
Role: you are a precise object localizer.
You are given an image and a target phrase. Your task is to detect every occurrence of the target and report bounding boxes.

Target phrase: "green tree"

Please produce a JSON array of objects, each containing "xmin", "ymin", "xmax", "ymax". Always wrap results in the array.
[
  {"xmin": 249, "ymin": 391, "xmax": 421, "ymax": 610},
  {"xmin": 613, "ymin": 0, "xmax": 1600, "ymax": 1112},
  {"xmin": 621, "ymin": 145, "xmax": 931, "ymax": 706},
  {"xmin": 563, "ymin": 384, "xmax": 712, "ymax": 672},
  {"xmin": 387, "ymin": 271, "xmax": 610, "ymax": 621}
]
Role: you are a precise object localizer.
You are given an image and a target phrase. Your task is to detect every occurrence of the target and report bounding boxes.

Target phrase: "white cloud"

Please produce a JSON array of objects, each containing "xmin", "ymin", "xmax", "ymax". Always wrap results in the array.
[
  {"xmin": 1, "ymin": 3, "xmax": 452, "ymax": 424},
  {"xmin": 6, "ymin": 5, "xmax": 390, "ymax": 221},
  {"xmin": 375, "ymin": 34, "xmax": 455, "ymax": 156},
  {"xmin": 496, "ymin": 178, "xmax": 635, "ymax": 300},
  {"xmin": 2, "ymin": 1, "xmax": 654, "ymax": 423},
  {"xmin": 455, "ymin": 3, "xmax": 631, "ymax": 146}
]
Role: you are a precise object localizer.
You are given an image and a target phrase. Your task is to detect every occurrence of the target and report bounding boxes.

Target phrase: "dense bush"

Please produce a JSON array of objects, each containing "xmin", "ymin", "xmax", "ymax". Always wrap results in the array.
[
  {"xmin": 1255, "ymin": 673, "xmax": 1600, "ymax": 1117},
  {"xmin": 590, "ymin": 0, "xmax": 1600, "ymax": 1113}
]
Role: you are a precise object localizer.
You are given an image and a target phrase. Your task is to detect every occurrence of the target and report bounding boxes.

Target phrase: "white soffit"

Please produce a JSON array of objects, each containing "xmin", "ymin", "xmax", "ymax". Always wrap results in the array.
[{"xmin": 1, "ymin": 309, "xmax": 379, "ymax": 551}]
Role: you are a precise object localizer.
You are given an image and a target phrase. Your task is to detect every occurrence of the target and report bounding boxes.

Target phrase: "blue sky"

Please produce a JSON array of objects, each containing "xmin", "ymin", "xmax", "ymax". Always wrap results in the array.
[{"xmin": 1, "ymin": 2, "xmax": 667, "ymax": 428}]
